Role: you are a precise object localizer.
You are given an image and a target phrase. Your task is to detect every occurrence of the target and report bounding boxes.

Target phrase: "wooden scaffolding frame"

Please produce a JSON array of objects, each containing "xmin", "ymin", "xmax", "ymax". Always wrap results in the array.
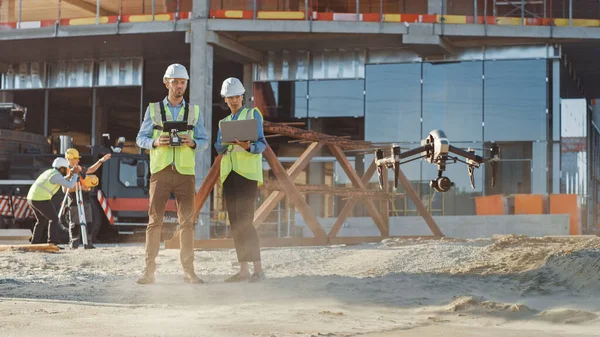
[{"xmin": 165, "ymin": 121, "xmax": 443, "ymax": 249}]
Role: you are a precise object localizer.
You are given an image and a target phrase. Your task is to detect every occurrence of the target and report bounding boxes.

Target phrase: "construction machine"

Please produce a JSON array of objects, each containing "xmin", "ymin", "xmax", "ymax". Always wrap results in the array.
[{"xmin": 0, "ymin": 103, "xmax": 179, "ymax": 242}]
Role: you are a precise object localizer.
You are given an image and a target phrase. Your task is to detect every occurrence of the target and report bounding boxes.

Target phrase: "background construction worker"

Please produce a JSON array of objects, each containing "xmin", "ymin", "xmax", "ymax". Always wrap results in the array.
[
  {"xmin": 64, "ymin": 148, "xmax": 111, "ymax": 249},
  {"xmin": 135, "ymin": 63, "xmax": 208, "ymax": 285},
  {"xmin": 214, "ymin": 77, "xmax": 267, "ymax": 283},
  {"xmin": 27, "ymin": 157, "xmax": 81, "ymax": 246}
]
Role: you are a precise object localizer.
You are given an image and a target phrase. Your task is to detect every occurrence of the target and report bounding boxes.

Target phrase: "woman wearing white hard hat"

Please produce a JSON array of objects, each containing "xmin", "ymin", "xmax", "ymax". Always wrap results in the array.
[
  {"xmin": 215, "ymin": 77, "xmax": 267, "ymax": 283},
  {"xmin": 26, "ymin": 157, "xmax": 82, "ymax": 246}
]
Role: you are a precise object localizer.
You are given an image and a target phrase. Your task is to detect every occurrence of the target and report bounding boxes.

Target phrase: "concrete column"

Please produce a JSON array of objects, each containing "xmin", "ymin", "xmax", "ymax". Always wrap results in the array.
[
  {"xmin": 190, "ymin": 20, "xmax": 214, "ymax": 239},
  {"xmin": 428, "ymin": 0, "xmax": 445, "ymax": 14},
  {"xmin": 193, "ymin": 0, "xmax": 209, "ymax": 18},
  {"xmin": 551, "ymin": 59, "xmax": 561, "ymax": 194},
  {"xmin": 243, "ymin": 64, "xmax": 254, "ymax": 108}
]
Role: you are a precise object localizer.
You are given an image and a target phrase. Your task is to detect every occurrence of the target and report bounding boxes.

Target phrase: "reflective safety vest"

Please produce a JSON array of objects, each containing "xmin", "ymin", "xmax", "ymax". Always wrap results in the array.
[
  {"xmin": 219, "ymin": 107, "xmax": 264, "ymax": 184},
  {"xmin": 27, "ymin": 168, "xmax": 61, "ymax": 201},
  {"xmin": 149, "ymin": 101, "xmax": 200, "ymax": 175}
]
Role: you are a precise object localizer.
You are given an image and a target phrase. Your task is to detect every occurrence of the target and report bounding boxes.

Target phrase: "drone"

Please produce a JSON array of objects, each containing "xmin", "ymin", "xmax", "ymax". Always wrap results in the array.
[{"xmin": 374, "ymin": 130, "xmax": 500, "ymax": 193}]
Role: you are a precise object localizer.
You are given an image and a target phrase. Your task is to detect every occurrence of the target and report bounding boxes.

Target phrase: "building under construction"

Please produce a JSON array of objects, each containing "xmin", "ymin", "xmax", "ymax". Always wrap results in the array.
[{"xmin": 1, "ymin": 0, "xmax": 599, "ymax": 239}]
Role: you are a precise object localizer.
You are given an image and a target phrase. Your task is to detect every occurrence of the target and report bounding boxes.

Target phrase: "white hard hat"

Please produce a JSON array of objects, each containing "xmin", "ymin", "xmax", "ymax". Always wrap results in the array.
[
  {"xmin": 163, "ymin": 63, "xmax": 189, "ymax": 80},
  {"xmin": 52, "ymin": 157, "xmax": 69, "ymax": 170},
  {"xmin": 220, "ymin": 77, "xmax": 245, "ymax": 97}
]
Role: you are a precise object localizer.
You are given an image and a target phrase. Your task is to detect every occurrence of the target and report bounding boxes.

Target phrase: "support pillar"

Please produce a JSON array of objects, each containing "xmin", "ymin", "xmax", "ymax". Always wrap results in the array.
[
  {"xmin": 551, "ymin": 58, "xmax": 561, "ymax": 194},
  {"xmin": 193, "ymin": 0, "xmax": 209, "ymax": 18},
  {"xmin": 190, "ymin": 19, "xmax": 214, "ymax": 240},
  {"xmin": 243, "ymin": 63, "xmax": 254, "ymax": 108},
  {"xmin": 428, "ymin": 0, "xmax": 445, "ymax": 14}
]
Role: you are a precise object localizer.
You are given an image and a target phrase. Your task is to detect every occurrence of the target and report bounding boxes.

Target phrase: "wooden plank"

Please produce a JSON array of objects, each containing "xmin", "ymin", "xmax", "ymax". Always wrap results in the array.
[
  {"xmin": 253, "ymin": 142, "xmax": 323, "ymax": 228},
  {"xmin": 263, "ymin": 145, "xmax": 327, "ymax": 241},
  {"xmin": 263, "ymin": 121, "xmax": 372, "ymax": 150},
  {"xmin": 328, "ymin": 159, "xmax": 377, "ymax": 238},
  {"xmin": 188, "ymin": 235, "xmax": 442, "ymax": 249},
  {"xmin": 194, "ymin": 155, "xmax": 222, "ymax": 221},
  {"xmin": 260, "ymin": 182, "xmax": 401, "ymax": 199},
  {"xmin": 0, "ymin": 243, "xmax": 60, "ymax": 252},
  {"xmin": 328, "ymin": 144, "xmax": 388, "ymax": 236},
  {"xmin": 396, "ymin": 166, "xmax": 444, "ymax": 237},
  {"xmin": 328, "ymin": 235, "xmax": 441, "ymax": 245},
  {"xmin": 328, "ymin": 198, "xmax": 360, "ymax": 238}
]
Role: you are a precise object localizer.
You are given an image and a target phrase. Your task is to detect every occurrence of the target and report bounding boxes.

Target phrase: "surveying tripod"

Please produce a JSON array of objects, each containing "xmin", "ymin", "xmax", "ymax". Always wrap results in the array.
[{"xmin": 58, "ymin": 181, "xmax": 90, "ymax": 249}]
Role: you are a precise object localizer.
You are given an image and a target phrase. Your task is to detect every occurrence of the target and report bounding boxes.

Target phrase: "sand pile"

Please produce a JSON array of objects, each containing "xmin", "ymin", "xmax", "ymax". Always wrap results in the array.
[
  {"xmin": 445, "ymin": 295, "xmax": 532, "ymax": 314},
  {"xmin": 434, "ymin": 235, "xmax": 600, "ymax": 287}
]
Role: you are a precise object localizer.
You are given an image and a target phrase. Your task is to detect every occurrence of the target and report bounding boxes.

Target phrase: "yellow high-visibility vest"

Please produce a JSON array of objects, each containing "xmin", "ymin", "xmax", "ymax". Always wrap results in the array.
[
  {"xmin": 27, "ymin": 168, "xmax": 61, "ymax": 201},
  {"xmin": 149, "ymin": 101, "xmax": 200, "ymax": 175},
  {"xmin": 219, "ymin": 107, "xmax": 264, "ymax": 184}
]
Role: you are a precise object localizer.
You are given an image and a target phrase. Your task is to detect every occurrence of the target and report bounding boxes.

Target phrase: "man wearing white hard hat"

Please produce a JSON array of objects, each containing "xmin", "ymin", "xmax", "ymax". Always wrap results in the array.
[
  {"xmin": 26, "ymin": 157, "xmax": 82, "ymax": 246},
  {"xmin": 135, "ymin": 63, "xmax": 208, "ymax": 285},
  {"xmin": 215, "ymin": 77, "xmax": 267, "ymax": 283}
]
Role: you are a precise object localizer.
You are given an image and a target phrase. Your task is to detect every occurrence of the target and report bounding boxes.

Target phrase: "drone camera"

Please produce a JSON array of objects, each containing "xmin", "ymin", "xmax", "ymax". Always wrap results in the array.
[{"xmin": 431, "ymin": 176, "xmax": 453, "ymax": 193}]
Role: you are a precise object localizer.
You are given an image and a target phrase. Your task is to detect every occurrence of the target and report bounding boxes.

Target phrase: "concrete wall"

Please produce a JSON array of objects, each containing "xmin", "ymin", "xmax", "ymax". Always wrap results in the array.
[{"xmin": 298, "ymin": 214, "xmax": 570, "ymax": 239}]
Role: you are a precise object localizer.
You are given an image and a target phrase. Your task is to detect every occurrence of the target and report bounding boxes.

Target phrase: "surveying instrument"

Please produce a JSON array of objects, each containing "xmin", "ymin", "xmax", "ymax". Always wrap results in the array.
[{"xmin": 58, "ymin": 179, "xmax": 91, "ymax": 249}]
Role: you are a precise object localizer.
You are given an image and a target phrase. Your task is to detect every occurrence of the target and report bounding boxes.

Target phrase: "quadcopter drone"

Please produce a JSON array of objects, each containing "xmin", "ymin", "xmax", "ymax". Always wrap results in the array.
[{"xmin": 374, "ymin": 130, "xmax": 500, "ymax": 193}]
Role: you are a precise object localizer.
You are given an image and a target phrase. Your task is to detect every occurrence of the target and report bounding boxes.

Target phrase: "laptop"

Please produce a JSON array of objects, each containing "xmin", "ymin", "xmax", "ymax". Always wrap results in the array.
[{"xmin": 220, "ymin": 119, "xmax": 259, "ymax": 143}]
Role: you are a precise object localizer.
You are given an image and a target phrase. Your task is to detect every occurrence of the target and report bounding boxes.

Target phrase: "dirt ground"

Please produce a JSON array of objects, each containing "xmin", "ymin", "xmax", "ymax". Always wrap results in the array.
[{"xmin": 1, "ymin": 235, "xmax": 600, "ymax": 337}]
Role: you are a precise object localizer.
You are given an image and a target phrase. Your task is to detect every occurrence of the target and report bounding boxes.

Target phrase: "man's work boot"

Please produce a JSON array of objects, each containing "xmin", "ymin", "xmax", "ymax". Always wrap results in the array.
[
  {"xmin": 136, "ymin": 273, "xmax": 155, "ymax": 285},
  {"xmin": 184, "ymin": 272, "xmax": 204, "ymax": 284}
]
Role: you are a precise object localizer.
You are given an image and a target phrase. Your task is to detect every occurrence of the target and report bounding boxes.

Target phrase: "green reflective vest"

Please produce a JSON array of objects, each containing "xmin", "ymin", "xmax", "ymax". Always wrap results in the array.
[
  {"xmin": 27, "ymin": 168, "xmax": 61, "ymax": 201},
  {"xmin": 149, "ymin": 101, "xmax": 200, "ymax": 175},
  {"xmin": 219, "ymin": 107, "xmax": 264, "ymax": 184}
]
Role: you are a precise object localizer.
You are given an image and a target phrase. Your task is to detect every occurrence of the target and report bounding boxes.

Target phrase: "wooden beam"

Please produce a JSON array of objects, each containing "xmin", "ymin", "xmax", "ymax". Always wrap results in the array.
[
  {"xmin": 253, "ymin": 142, "xmax": 323, "ymax": 228},
  {"xmin": 396, "ymin": 166, "xmax": 444, "ymax": 237},
  {"xmin": 261, "ymin": 182, "xmax": 403, "ymax": 199},
  {"xmin": 328, "ymin": 159, "xmax": 377, "ymax": 238},
  {"xmin": 0, "ymin": 243, "xmax": 60, "ymax": 252},
  {"xmin": 263, "ymin": 145, "xmax": 327, "ymax": 241},
  {"xmin": 194, "ymin": 155, "xmax": 222, "ymax": 221},
  {"xmin": 328, "ymin": 144, "xmax": 388, "ymax": 236},
  {"xmin": 62, "ymin": 0, "xmax": 117, "ymax": 16},
  {"xmin": 189, "ymin": 236, "xmax": 441, "ymax": 249},
  {"xmin": 263, "ymin": 121, "xmax": 372, "ymax": 150}
]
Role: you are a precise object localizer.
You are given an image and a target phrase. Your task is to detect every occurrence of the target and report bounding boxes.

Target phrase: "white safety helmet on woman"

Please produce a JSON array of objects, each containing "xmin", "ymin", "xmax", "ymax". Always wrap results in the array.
[
  {"xmin": 163, "ymin": 63, "xmax": 189, "ymax": 80},
  {"xmin": 220, "ymin": 77, "xmax": 245, "ymax": 98},
  {"xmin": 52, "ymin": 157, "xmax": 69, "ymax": 170}
]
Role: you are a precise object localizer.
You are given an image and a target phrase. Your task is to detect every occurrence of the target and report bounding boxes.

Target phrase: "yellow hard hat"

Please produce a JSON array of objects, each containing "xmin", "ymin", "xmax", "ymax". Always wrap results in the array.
[
  {"xmin": 83, "ymin": 175, "xmax": 99, "ymax": 187},
  {"xmin": 65, "ymin": 148, "xmax": 81, "ymax": 160}
]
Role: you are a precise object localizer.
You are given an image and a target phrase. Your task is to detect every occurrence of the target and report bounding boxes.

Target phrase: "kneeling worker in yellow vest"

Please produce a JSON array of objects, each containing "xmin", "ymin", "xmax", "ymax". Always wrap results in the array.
[
  {"xmin": 215, "ymin": 77, "xmax": 267, "ymax": 283},
  {"xmin": 27, "ymin": 157, "xmax": 82, "ymax": 246},
  {"xmin": 135, "ymin": 63, "xmax": 209, "ymax": 285}
]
